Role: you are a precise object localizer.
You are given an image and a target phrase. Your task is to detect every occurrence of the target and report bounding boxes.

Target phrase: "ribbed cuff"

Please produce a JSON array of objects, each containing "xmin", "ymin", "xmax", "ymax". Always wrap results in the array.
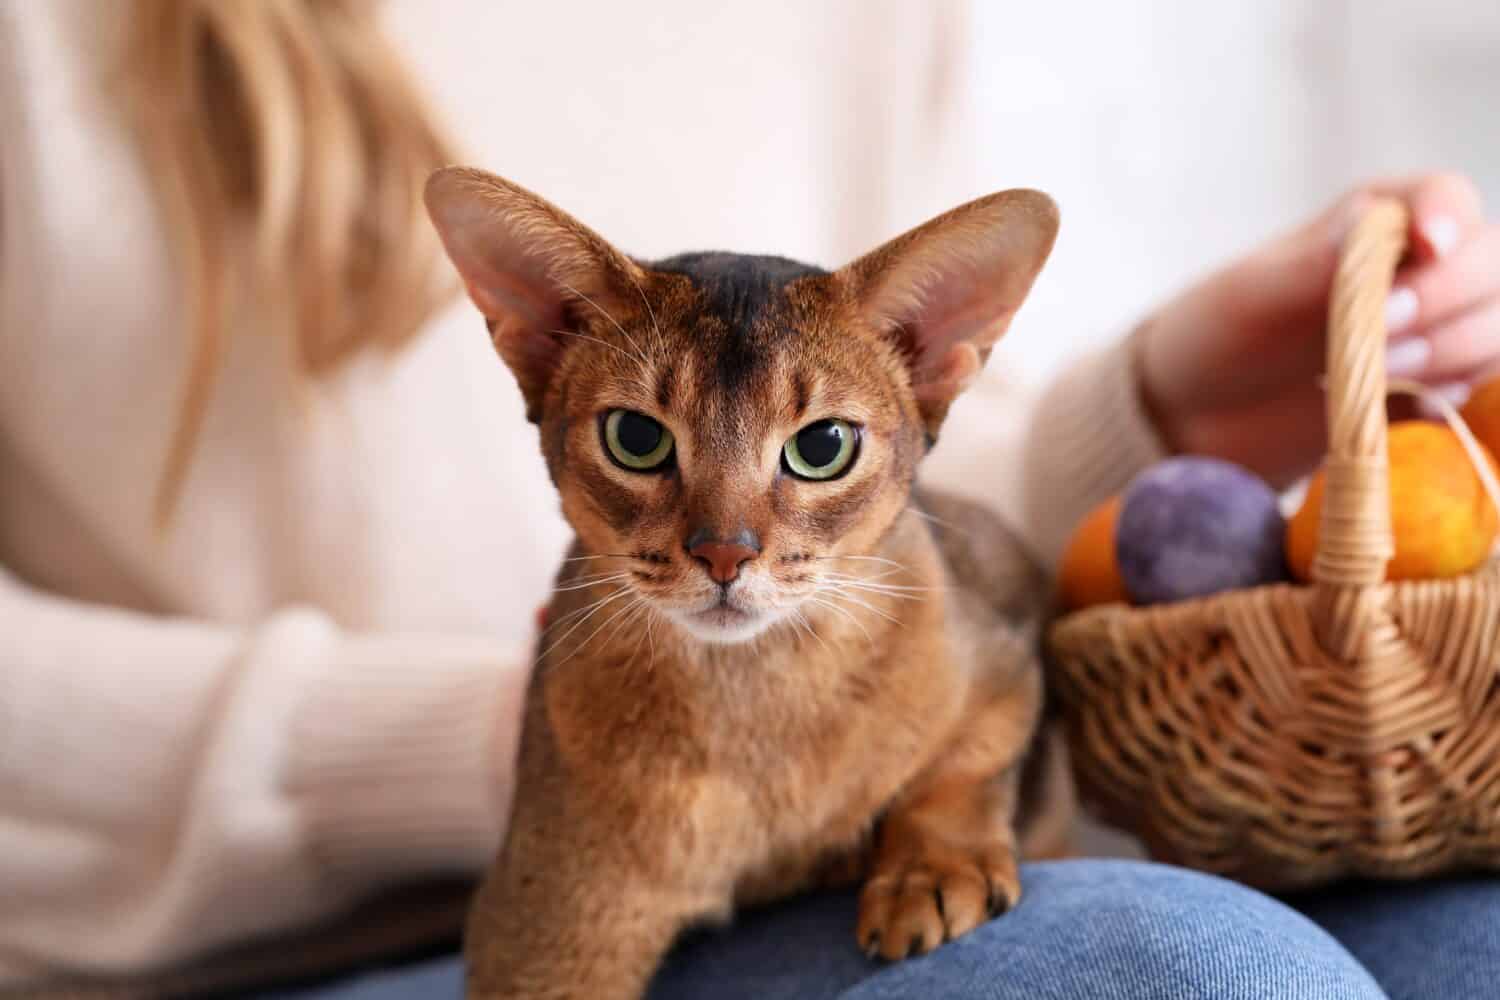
[
  {"xmin": 1022, "ymin": 333, "xmax": 1167, "ymax": 569},
  {"xmin": 285, "ymin": 631, "xmax": 531, "ymax": 890}
]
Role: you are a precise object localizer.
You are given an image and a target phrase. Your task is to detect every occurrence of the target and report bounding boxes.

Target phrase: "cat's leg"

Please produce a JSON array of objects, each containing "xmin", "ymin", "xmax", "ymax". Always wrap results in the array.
[
  {"xmin": 855, "ymin": 663, "xmax": 1041, "ymax": 961},
  {"xmin": 855, "ymin": 764, "xmax": 1026, "ymax": 960},
  {"xmin": 464, "ymin": 769, "xmax": 724, "ymax": 999},
  {"xmin": 465, "ymin": 871, "xmax": 696, "ymax": 999}
]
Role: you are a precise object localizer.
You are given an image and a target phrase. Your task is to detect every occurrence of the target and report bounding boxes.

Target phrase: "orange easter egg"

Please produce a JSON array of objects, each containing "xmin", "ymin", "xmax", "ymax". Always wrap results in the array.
[
  {"xmin": 1287, "ymin": 421, "xmax": 1499, "ymax": 582},
  {"xmin": 1461, "ymin": 376, "xmax": 1500, "ymax": 461},
  {"xmin": 1059, "ymin": 495, "xmax": 1130, "ymax": 610}
]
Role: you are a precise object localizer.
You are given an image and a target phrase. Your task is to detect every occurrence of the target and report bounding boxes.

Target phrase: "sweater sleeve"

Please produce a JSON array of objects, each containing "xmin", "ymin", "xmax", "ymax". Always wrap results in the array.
[
  {"xmin": 0, "ymin": 566, "xmax": 528, "ymax": 986},
  {"xmin": 1019, "ymin": 334, "xmax": 1168, "ymax": 569},
  {"xmin": 921, "ymin": 333, "xmax": 1167, "ymax": 575}
]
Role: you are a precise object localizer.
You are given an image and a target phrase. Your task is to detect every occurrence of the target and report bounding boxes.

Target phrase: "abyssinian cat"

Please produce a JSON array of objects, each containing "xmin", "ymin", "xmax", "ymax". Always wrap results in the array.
[{"xmin": 425, "ymin": 166, "xmax": 1072, "ymax": 999}]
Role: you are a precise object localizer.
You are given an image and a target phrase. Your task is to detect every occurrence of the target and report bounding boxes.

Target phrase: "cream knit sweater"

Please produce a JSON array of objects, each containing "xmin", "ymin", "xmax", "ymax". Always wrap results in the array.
[{"xmin": 0, "ymin": 1, "xmax": 1162, "ymax": 992}]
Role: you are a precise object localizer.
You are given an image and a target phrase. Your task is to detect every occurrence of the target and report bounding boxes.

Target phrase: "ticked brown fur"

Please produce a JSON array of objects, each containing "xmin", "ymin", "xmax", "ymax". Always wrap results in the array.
[{"xmin": 425, "ymin": 167, "xmax": 1069, "ymax": 999}]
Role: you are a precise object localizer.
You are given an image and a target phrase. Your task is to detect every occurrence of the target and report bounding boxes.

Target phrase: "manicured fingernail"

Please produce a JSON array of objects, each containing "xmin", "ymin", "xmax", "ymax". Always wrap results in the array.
[
  {"xmin": 1416, "ymin": 383, "xmax": 1473, "ymax": 420},
  {"xmin": 1437, "ymin": 382, "xmax": 1472, "ymax": 408},
  {"xmin": 1385, "ymin": 287, "xmax": 1419, "ymax": 334},
  {"xmin": 1423, "ymin": 215, "xmax": 1461, "ymax": 258},
  {"xmin": 1410, "ymin": 379, "xmax": 1470, "ymax": 419},
  {"xmin": 1385, "ymin": 336, "xmax": 1431, "ymax": 377}
]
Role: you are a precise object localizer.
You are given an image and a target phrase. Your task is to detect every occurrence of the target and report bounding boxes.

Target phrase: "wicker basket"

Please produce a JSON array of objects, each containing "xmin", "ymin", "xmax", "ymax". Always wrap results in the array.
[{"xmin": 1047, "ymin": 197, "xmax": 1500, "ymax": 892}]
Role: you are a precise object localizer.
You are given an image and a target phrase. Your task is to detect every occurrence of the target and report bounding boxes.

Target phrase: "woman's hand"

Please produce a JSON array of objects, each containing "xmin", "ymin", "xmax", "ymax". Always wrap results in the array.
[{"xmin": 1137, "ymin": 172, "xmax": 1499, "ymax": 487}]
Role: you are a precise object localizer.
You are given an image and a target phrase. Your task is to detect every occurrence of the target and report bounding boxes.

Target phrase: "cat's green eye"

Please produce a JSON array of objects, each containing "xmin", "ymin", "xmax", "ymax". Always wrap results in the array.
[
  {"xmin": 603, "ymin": 409, "xmax": 674, "ymax": 471},
  {"xmin": 783, "ymin": 419, "xmax": 858, "ymax": 481}
]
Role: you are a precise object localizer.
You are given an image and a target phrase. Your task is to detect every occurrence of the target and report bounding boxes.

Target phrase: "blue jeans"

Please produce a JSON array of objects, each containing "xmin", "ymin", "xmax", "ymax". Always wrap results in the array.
[{"xmin": 272, "ymin": 860, "xmax": 1500, "ymax": 999}]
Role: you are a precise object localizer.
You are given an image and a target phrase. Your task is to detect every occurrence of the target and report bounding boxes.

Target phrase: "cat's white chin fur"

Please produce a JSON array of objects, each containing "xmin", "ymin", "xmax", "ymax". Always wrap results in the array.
[{"xmin": 668, "ymin": 606, "xmax": 781, "ymax": 645}]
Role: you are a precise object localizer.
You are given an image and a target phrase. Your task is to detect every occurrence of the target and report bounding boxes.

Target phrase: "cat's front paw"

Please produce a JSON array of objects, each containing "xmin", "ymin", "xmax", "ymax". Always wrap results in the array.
[{"xmin": 855, "ymin": 841, "xmax": 1020, "ymax": 961}]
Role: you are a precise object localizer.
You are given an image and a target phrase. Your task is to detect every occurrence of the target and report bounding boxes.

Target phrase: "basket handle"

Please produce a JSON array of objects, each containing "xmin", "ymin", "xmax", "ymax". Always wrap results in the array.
[{"xmin": 1309, "ymin": 197, "xmax": 1408, "ymax": 651}]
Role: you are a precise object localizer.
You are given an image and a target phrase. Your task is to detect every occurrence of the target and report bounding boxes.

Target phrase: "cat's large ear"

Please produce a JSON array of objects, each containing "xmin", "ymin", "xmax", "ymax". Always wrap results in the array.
[
  {"xmin": 425, "ymin": 166, "xmax": 644, "ymax": 421},
  {"xmin": 839, "ymin": 190, "xmax": 1059, "ymax": 437}
]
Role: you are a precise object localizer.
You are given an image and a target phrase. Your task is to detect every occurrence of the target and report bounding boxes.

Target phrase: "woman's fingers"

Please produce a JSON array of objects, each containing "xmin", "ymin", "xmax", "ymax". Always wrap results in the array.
[
  {"xmin": 1371, "ymin": 171, "xmax": 1486, "ymax": 263},
  {"xmin": 1388, "ymin": 224, "xmax": 1500, "ymax": 336},
  {"xmin": 1187, "ymin": 172, "xmax": 1485, "ymax": 342},
  {"xmin": 1392, "ymin": 297, "xmax": 1500, "ymax": 383}
]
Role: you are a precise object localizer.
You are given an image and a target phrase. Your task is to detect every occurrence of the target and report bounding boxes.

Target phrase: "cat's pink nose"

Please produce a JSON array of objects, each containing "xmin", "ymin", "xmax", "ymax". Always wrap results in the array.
[{"xmin": 688, "ymin": 540, "xmax": 758, "ymax": 584}]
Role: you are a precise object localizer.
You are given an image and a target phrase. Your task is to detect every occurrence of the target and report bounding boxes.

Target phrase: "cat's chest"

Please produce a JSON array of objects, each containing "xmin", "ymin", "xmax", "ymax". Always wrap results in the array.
[
  {"xmin": 549, "ymin": 618, "xmax": 964, "ymax": 796},
  {"xmin": 714, "ymin": 625, "xmax": 968, "ymax": 835}
]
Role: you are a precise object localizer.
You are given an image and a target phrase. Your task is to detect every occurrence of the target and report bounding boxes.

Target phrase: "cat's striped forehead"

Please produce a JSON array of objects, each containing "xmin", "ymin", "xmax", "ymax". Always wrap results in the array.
[{"xmin": 647, "ymin": 251, "xmax": 830, "ymax": 396}]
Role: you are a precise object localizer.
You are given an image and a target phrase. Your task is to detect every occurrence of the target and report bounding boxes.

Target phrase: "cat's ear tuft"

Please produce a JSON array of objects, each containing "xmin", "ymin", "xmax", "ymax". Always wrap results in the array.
[
  {"xmin": 424, "ymin": 166, "xmax": 642, "ymax": 421},
  {"xmin": 840, "ymin": 190, "xmax": 1059, "ymax": 436}
]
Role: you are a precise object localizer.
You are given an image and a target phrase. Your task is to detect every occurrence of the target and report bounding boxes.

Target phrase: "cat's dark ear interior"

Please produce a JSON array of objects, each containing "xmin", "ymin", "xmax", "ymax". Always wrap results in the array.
[
  {"xmin": 840, "ymin": 190, "xmax": 1059, "ymax": 437},
  {"xmin": 425, "ymin": 166, "xmax": 642, "ymax": 421}
]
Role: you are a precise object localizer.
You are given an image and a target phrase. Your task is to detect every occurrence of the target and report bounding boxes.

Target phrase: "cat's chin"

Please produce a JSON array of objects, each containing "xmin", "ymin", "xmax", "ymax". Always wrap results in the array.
[{"xmin": 668, "ymin": 605, "xmax": 777, "ymax": 645}]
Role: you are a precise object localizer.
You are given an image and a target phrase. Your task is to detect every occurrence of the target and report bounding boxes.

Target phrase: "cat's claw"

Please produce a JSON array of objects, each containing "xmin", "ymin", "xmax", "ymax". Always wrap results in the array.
[
  {"xmin": 856, "ymin": 845, "xmax": 1021, "ymax": 962},
  {"xmin": 987, "ymin": 878, "xmax": 1021, "ymax": 918}
]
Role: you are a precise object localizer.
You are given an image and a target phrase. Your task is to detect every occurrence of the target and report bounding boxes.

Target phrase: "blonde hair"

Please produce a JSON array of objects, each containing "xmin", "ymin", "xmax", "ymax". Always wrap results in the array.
[{"xmin": 121, "ymin": 0, "xmax": 458, "ymax": 524}]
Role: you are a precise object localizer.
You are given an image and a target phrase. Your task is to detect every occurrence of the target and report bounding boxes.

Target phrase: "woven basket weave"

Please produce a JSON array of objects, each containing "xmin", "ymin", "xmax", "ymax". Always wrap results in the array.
[{"xmin": 1047, "ymin": 197, "xmax": 1500, "ymax": 891}]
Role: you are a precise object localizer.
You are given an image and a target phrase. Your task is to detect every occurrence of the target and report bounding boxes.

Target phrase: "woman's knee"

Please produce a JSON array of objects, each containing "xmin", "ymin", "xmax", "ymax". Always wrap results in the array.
[
  {"xmin": 1294, "ymin": 876, "xmax": 1500, "ymax": 999},
  {"xmin": 846, "ymin": 859, "xmax": 1385, "ymax": 999}
]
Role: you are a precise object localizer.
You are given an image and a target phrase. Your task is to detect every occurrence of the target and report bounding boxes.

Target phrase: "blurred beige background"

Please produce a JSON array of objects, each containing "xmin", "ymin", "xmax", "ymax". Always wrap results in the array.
[
  {"xmin": 388, "ymin": 0, "xmax": 1500, "ymax": 388},
  {"xmin": 970, "ymin": 0, "xmax": 1500, "ymax": 381}
]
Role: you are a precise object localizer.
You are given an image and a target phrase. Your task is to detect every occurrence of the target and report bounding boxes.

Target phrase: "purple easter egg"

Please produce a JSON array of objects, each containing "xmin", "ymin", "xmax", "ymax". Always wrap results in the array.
[{"xmin": 1116, "ymin": 457, "xmax": 1288, "ymax": 605}]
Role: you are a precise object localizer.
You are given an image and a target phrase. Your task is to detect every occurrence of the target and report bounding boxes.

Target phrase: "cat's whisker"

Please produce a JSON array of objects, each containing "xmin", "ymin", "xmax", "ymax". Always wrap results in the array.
[
  {"xmin": 847, "ymin": 581, "xmax": 930, "ymax": 593},
  {"xmin": 549, "ymin": 329, "xmax": 643, "ymax": 367},
  {"xmin": 835, "ymin": 595, "xmax": 903, "ymax": 626},
  {"xmin": 817, "ymin": 572, "xmax": 938, "ymax": 598},
  {"xmin": 539, "ymin": 609, "xmax": 587, "ymax": 637},
  {"xmin": 791, "ymin": 609, "xmax": 831, "ymax": 654},
  {"xmin": 623, "ymin": 602, "xmax": 657, "ymax": 669},
  {"xmin": 817, "ymin": 585, "xmax": 903, "ymax": 627},
  {"xmin": 560, "ymin": 568, "xmax": 634, "ymax": 583},
  {"xmin": 824, "ymin": 568, "xmax": 909, "ymax": 584},
  {"xmin": 801, "ymin": 612, "xmax": 828, "ymax": 651},
  {"xmin": 819, "ymin": 572, "xmax": 935, "ymax": 592},
  {"xmin": 809, "ymin": 555, "xmax": 909, "ymax": 572},
  {"xmin": 826, "ymin": 587, "xmax": 924, "ymax": 603},
  {"xmin": 854, "ymin": 569, "xmax": 914, "ymax": 583},
  {"xmin": 587, "ymin": 597, "xmax": 651, "ymax": 658},
  {"xmin": 818, "ymin": 583, "xmax": 930, "ymax": 602},
  {"xmin": 560, "ymin": 553, "xmax": 638, "ymax": 563},
  {"xmin": 621, "ymin": 266, "xmax": 666, "ymax": 357},
  {"xmin": 552, "ymin": 573, "xmax": 631, "ymax": 593},
  {"xmin": 551, "ymin": 596, "xmax": 647, "ymax": 668},
  {"xmin": 783, "ymin": 617, "xmax": 803, "ymax": 647},
  {"xmin": 541, "ymin": 588, "xmax": 626, "ymax": 635},
  {"xmin": 906, "ymin": 505, "xmax": 972, "ymax": 538},
  {"xmin": 537, "ymin": 586, "xmax": 634, "ymax": 659},
  {"xmin": 555, "ymin": 280, "xmax": 652, "ymax": 370},
  {"xmin": 806, "ymin": 596, "xmax": 873, "ymax": 644},
  {"xmin": 561, "ymin": 567, "xmax": 626, "ymax": 578}
]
